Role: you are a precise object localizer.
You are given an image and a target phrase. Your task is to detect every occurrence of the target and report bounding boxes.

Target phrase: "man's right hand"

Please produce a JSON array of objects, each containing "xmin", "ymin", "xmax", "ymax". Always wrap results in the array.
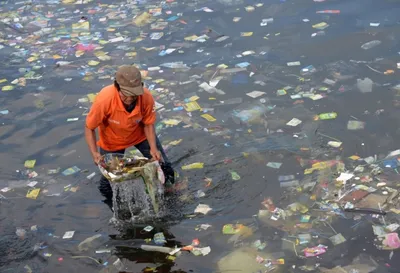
[{"xmin": 92, "ymin": 152, "xmax": 102, "ymax": 165}]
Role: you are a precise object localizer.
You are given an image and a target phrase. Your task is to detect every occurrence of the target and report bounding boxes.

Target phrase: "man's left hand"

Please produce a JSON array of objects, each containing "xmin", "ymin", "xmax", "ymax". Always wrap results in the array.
[{"xmin": 150, "ymin": 149, "xmax": 162, "ymax": 161}]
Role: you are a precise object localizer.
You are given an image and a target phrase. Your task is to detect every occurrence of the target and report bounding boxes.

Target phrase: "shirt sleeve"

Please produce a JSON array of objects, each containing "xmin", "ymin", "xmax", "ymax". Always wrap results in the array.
[
  {"xmin": 141, "ymin": 92, "xmax": 157, "ymax": 125},
  {"xmin": 86, "ymin": 97, "xmax": 108, "ymax": 130}
]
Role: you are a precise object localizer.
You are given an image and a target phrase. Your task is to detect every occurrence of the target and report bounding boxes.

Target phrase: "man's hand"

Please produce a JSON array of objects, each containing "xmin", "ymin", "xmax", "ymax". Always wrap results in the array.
[
  {"xmin": 85, "ymin": 127, "xmax": 101, "ymax": 165},
  {"xmin": 92, "ymin": 151, "xmax": 102, "ymax": 165},
  {"xmin": 150, "ymin": 149, "xmax": 162, "ymax": 162}
]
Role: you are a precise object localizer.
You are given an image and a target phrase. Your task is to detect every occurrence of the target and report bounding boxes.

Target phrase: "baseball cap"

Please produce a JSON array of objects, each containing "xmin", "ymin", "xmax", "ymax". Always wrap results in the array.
[{"xmin": 115, "ymin": 65, "xmax": 144, "ymax": 96}]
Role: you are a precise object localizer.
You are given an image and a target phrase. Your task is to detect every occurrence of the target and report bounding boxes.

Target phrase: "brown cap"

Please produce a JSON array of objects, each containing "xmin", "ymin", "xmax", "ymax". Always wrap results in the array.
[{"xmin": 115, "ymin": 65, "xmax": 144, "ymax": 96}]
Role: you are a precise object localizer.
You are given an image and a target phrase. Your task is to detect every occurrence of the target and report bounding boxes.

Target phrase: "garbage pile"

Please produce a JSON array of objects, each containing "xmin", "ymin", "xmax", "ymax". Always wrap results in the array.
[{"xmin": 180, "ymin": 148, "xmax": 400, "ymax": 273}]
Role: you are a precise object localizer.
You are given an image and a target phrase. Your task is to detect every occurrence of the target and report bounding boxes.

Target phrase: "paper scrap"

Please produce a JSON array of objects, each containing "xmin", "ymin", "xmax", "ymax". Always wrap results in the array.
[
  {"xmin": 195, "ymin": 204, "xmax": 212, "ymax": 214},
  {"xmin": 246, "ymin": 91, "xmax": 265, "ymax": 98},
  {"xmin": 62, "ymin": 166, "xmax": 81, "ymax": 176},
  {"xmin": 266, "ymin": 162, "xmax": 282, "ymax": 169},
  {"xmin": 88, "ymin": 60, "xmax": 99, "ymax": 66},
  {"xmin": 240, "ymin": 32, "xmax": 253, "ymax": 37},
  {"xmin": 162, "ymin": 119, "xmax": 181, "ymax": 126},
  {"xmin": 87, "ymin": 172, "xmax": 96, "ymax": 180},
  {"xmin": 108, "ymin": 37, "xmax": 124, "ymax": 43},
  {"xmin": 287, "ymin": 61, "xmax": 301, "ymax": 66},
  {"xmin": 201, "ymin": 114, "xmax": 216, "ymax": 122},
  {"xmin": 72, "ymin": 21, "xmax": 89, "ymax": 31},
  {"xmin": 27, "ymin": 181, "xmax": 38, "ymax": 187},
  {"xmin": 87, "ymin": 93, "xmax": 97, "ymax": 102},
  {"xmin": 1, "ymin": 187, "xmax": 11, "ymax": 192},
  {"xmin": 2, "ymin": 85, "xmax": 14, "ymax": 91},
  {"xmin": 199, "ymin": 224, "xmax": 212, "ymax": 230},
  {"xmin": 286, "ymin": 118, "xmax": 302, "ymax": 127},
  {"xmin": 277, "ymin": 89, "xmax": 287, "ymax": 96},
  {"xmin": 24, "ymin": 160, "xmax": 36, "ymax": 168},
  {"xmin": 328, "ymin": 141, "xmax": 342, "ymax": 148},
  {"xmin": 330, "ymin": 233, "xmax": 346, "ymax": 245},
  {"xmin": 182, "ymin": 162, "xmax": 204, "ymax": 170},
  {"xmin": 62, "ymin": 231, "xmax": 75, "ymax": 239},
  {"xmin": 26, "ymin": 188, "xmax": 40, "ymax": 199},
  {"xmin": 336, "ymin": 172, "xmax": 354, "ymax": 183},
  {"xmin": 312, "ymin": 22, "xmax": 329, "ymax": 30},
  {"xmin": 191, "ymin": 246, "xmax": 211, "ymax": 256},
  {"xmin": 184, "ymin": 101, "xmax": 201, "ymax": 112},
  {"xmin": 199, "ymin": 82, "xmax": 225, "ymax": 95}
]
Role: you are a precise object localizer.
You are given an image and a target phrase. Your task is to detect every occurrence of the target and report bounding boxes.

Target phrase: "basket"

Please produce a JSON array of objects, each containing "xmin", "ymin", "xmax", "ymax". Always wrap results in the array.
[
  {"xmin": 98, "ymin": 153, "xmax": 160, "ymax": 183},
  {"xmin": 98, "ymin": 153, "xmax": 166, "ymax": 223}
]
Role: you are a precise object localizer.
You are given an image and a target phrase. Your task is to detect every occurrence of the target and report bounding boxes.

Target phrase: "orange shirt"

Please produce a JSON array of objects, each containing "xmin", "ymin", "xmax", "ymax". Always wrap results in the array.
[{"xmin": 86, "ymin": 84, "xmax": 157, "ymax": 151}]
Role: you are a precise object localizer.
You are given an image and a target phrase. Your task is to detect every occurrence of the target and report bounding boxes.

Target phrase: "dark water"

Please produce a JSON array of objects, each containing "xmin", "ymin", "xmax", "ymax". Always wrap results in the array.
[{"xmin": 1, "ymin": 0, "xmax": 400, "ymax": 272}]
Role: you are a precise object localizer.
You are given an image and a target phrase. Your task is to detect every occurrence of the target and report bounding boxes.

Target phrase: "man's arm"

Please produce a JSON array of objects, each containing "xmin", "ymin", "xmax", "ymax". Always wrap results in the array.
[
  {"xmin": 143, "ymin": 124, "xmax": 157, "ymax": 151},
  {"xmin": 85, "ymin": 126, "xmax": 101, "ymax": 164},
  {"xmin": 143, "ymin": 124, "xmax": 161, "ymax": 161},
  {"xmin": 141, "ymin": 91, "xmax": 160, "ymax": 161},
  {"xmin": 85, "ymin": 94, "xmax": 108, "ymax": 164}
]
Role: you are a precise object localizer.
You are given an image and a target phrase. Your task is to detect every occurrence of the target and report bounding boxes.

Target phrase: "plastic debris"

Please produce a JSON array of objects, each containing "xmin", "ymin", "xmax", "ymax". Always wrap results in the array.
[
  {"xmin": 195, "ymin": 204, "xmax": 212, "ymax": 214},
  {"xmin": 62, "ymin": 231, "xmax": 75, "ymax": 239},
  {"xmin": 153, "ymin": 232, "xmax": 167, "ymax": 245},
  {"xmin": 286, "ymin": 118, "xmax": 302, "ymax": 127},
  {"xmin": 24, "ymin": 160, "xmax": 36, "ymax": 169},
  {"xmin": 304, "ymin": 245, "xmax": 328, "ymax": 257},
  {"xmin": 182, "ymin": 162, "xmax": 204, "ymax": 170},
  {"xmin": 357, "ymin": 78, "xmax": 373, "ymax": 93},
  {"xmin": 361, "ymin": 40, "xmax": 381, "ymax": 50},
  {"xmin": 77, "ymin": 234, "xmax": 102, "ymax": 252}
]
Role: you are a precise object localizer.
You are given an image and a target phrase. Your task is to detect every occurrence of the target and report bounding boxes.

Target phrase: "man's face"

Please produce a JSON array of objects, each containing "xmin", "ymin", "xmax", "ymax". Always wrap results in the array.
[{"xmin": 119, "ymin": 91, "xmax": 137, "ymax": 105}]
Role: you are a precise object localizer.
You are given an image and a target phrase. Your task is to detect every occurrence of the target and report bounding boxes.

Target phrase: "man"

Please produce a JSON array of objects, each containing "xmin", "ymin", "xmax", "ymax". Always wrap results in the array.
[{"xmin": 85, "ymin": 65, "xmax": 175, "ymax": 200}]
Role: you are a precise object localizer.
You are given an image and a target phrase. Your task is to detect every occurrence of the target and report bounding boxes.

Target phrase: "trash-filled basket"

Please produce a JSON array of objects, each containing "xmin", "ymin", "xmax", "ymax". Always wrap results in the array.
[{"xmin": 98, "ymin": 153, "xmax": 165, "ymax": 225}]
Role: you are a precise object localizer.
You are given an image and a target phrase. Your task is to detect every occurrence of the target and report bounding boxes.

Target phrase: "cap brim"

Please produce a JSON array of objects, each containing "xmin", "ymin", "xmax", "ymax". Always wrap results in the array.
[{"xmin": 120, "ymin": 85, "xmax": 144, "ymax": 96}]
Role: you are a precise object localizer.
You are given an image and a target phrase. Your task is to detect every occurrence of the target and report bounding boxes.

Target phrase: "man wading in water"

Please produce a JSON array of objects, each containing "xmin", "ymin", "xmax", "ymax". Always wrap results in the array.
[{"xmin": 84, "ymin": 65, "xmax": 175, "ymax": 201}]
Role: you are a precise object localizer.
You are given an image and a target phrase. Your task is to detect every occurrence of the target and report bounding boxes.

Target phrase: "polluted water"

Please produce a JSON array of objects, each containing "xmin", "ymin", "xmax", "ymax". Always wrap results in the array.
[{"xmin": 2, "ymin": 0, "xmax": 400, "ymax": 272}]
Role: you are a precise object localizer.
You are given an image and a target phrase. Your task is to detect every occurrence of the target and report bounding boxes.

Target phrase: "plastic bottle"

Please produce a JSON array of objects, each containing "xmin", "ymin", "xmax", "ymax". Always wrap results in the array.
[
  {"xmin": 141, "ymin": 245, "xmax": 175, "ymax": 254},
  {"xmin": 181, "ymin": 162, "xmax": 204, "ymax": 170},
  {"xmin": 317, "ymin": 112, "xmax": 338, "ymax": 120},
  {"xmin": 361, "ymin": 40, "xmax": 381, "ymax": 50}
]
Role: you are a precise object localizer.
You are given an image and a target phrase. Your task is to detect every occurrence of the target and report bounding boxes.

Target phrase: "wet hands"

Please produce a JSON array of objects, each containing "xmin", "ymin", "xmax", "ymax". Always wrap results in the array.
[
  {"xmin": 150, "ymin": 149, "xmax": 162, "ymax": 162},
  {"xmin": 92, "ymin": 151, "xmax": 102, "ymax": 165}
]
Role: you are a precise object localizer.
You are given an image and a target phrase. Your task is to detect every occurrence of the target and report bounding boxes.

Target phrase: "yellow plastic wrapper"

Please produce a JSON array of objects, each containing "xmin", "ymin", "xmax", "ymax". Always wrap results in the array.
[
  {"xmin": 24, "ymin": 160, "xmax": 36, "ymax": 168},
  {"xmin": 201, "ymin": 114, "xmax": 216, "ymax": 122},
  {"xmin": 26, "ymin": 188, "xmax": 40, "ymax": 199},
  {"xmin": 133, "ymin": 12, "xmax": 151, "ymax": 26},
  {"xmin": 162, "ymin": 119, "xmax": 181, "ymax": 126},
  {"xmin": 87, "ymin": 93, "xmax": 97, "ymax": 103},
  {"xmin": 184, "ymin": 101, "xmax": 201, "ymax": 112},
  {"xmin": 72, "ymin": 21, "xmax": 90, "ymax": 31},
  {"xmin": 182, "ymin": 162, "xmax": 204, "ymax": 170}
]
